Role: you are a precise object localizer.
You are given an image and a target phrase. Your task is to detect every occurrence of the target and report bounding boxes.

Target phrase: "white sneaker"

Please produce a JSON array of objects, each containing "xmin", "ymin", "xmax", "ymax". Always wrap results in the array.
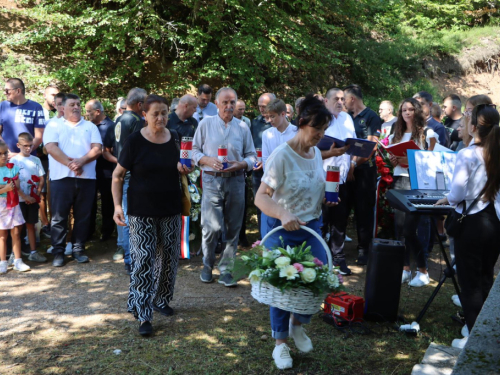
[
  {"xmin": 272, "ymin": 343, "xmax": 293, "ymax": 370},
  {"xmin": 409, "ymin": 271, "xmax": 430, "ymax": 287},
  {"xmin": 65, "ymin": 242, "xmax": 73, "ymax": 255},
  {"xmin": 7, "ymin": 253, "xmax": 14, "ymax": 268},
  {"xmin": 461, "ymin": 325, "xmax": 469, "ymax": 337},
  {"xmin": 402, "ymin": 270, "xmax": 412, "ymax": 284},
  {"xmin": 47, "ymin": 246, "xmax": 53, "ymax": 254},
  {"xmin": 13, "ymin": 259, "xmax": 31, "ymax": 272},
  {"xmin": 0, "ymin": 261, "xmax": 8, "ymax": 274},
  {"xmin": 451, "ymin": 336, "xmax": 468, "ymax": 349},
  {"xmin": 289, "ymin": 320, "xmax": 313, "ymax": 353},
  {"xmin": 452, "ymin": 294, "xmax": 462, "ymax": 307},
  {"xmin": 345, "ymin": 235, "xmax": 352, "ymax": 242}
]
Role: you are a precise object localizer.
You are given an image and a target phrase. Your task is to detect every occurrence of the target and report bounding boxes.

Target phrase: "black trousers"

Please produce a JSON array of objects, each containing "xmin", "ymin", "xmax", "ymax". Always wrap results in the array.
[
  {"xmin": 239, "ymin": 174, "xmax": 248, "ymax": 241},
  {"xmin": 345, "ymin": 165, "xmax": 377, "ymax": 253},
  {"xmin": 322, "ymin": 183, "xmax": 349, "ymax": 263},
  {"xmin": 252, "ymin": 169, "xmax": 264, "ymax": 240},
  {"xmin": 455, "ymin": 204, "xmax": 500, "ymax": 332},
  {"xmin": 393, "ymin": 176, "xmax": 427, "ymax": 269},
  {"xmin": 50, "ymin": 178, "xmax": 96, "ymax": 254},
  {"xmin": 90, "ymin": 176, "xmax": 115, "ymax": 238}
]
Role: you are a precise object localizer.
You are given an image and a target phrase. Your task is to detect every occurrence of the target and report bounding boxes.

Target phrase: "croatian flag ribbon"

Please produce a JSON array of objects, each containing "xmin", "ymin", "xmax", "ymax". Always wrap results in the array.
[
  {"xmin": 180, "ymin": 137, "xmax": 193, "ymax": 168},
  {"xmin": 325, "ymin": 166, "xmax": 340, "ymax": 203},
  {"xmin": 218, "ymin": 145, "xmax": 228, "ymax": 170}
]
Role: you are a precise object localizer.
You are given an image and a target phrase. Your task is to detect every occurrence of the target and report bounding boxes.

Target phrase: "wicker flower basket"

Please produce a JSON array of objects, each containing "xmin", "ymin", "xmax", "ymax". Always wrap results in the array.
[{"xmin": 250, "ymin": 225, "xmax": 333, "ymax": 315}]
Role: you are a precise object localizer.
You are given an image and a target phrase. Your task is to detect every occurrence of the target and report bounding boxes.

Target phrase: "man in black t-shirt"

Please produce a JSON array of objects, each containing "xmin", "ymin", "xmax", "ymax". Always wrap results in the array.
[
  {"xmin": 344, "ymin": 85, "xmax": 382, "ymax": 265},
  {"xmin": 85, "ymin": 99, "xmax": 116, "ymax": 242},
  {"xmin": 167, "ymin": 94, "xmax": 198, "ymax": 138},
  {"xmin": 110, "ymin": 87, "xmax": 147, "ymax": 274},
  {"xmin": 442, "ymin": 94, "xmax": 463, "ymax": 151}
]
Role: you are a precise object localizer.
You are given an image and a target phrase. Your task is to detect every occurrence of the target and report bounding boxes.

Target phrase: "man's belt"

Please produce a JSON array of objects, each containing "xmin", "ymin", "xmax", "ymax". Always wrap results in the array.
[{"xmin": 204, "ymin": 170, "xmax": 244, "ymax": 178}]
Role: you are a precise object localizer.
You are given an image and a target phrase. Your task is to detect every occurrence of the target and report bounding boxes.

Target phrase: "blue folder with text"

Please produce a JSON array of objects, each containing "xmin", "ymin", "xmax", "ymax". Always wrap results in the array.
[{"xmin": 317, "ymin": 135, "xmax": 376, "ymax": 158}]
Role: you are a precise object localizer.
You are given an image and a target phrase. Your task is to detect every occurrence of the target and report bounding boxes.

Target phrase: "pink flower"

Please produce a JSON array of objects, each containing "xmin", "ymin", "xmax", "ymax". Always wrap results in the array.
[
  {"xmin": 293, "ymin": 263, "xmax": 304, "ymax": 272},
  {"xmin": 251, "ymin": 240, "xmax": 261, "ymax": 248},
  {"xmin": 381, "ymin": 137, "xmax": 390, "ymax": 146},
  {"xmin": 338, "ymin": 274, "xmax": 344, "ymax": 284},
  {"xmin": 313, "ymin": 258, "xmax": 323, "ymax": 267}
]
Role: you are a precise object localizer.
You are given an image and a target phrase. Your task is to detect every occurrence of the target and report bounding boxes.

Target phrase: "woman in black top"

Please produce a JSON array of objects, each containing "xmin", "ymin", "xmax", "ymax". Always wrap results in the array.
[{"xmin": 112, "ymin": 94, "xmax": 192, "ymax": 336}]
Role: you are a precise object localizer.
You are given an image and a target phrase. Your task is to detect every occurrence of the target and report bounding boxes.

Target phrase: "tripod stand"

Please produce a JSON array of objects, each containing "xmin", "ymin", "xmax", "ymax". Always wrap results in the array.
[{"xmin": 414, "ymin": 218, "xmax": 461, "ymax": 325}]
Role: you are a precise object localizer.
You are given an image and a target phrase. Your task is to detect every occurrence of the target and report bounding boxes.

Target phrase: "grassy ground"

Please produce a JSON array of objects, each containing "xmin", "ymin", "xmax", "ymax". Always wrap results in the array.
[{"xmin": 0, "ymin": 203, "xmax": 472, "ymax": 374}]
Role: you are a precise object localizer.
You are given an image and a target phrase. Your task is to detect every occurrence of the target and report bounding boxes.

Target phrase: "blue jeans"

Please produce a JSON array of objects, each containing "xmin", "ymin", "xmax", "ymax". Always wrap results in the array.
[
  {"xmin": 263, "ymin": 216, "xmax": 327, "ymax": 339},
  {"xmin": 122, "ymin": 174, "xmax": 131, "ymax": 266}
]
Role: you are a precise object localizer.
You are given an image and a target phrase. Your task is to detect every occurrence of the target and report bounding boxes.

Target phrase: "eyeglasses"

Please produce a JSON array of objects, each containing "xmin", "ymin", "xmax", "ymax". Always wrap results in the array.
[
  {"xmin": 473, "ymin": 104, "xmax": 497, "ymax": 126},
  {"xmin": 4, "ymin": 88, "xmax": 17, "ymax": 94},
  {"xmin": 334, "ymin": 97, "xmax": 345, "ymax": 102}
]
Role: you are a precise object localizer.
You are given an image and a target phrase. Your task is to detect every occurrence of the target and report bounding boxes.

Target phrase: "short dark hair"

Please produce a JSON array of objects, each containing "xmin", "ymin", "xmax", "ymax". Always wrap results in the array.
[
  {"xmin": 7, "ymin": 78, "xmax": 25, "ymax": 95},
  {"xmin": 444, "ymin": 94, "xmax": 462, "ymax": 108},
  {"xmin": 344, "ymin": 84, "xmax": 363, "ymax": 100},
  {"xmin": 198, "ymin": 84, "xmax": 212, "ymax": 95},
  {"xmin": 143, "ymin": 94, "xmax": 168, "ymax": 113},
  {"xmin": 296, "ymin": 94, "xmax": 332, "ymax": 129},
  {"xmin": 414, "ymin": 91, "xmax": 433, "ymax": 104},
  {"xmin": 62, "ymin": 93, "xmax": 80, "ymax": 105},
  {"xmin": 55, "ymin": 92, "xmax": 66, "ymax": 101},
  {"xmin": 265, "ymin": 99, "xmax": 287, "ymax": 115},
  {"xmin": 18, "ymin": 132, "xmax": 34, "ymax": 142}
]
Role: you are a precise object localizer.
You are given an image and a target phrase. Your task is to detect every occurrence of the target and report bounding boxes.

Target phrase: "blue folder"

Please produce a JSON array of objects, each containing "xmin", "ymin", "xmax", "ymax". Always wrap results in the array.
[{"xmin": 317, "ymin": 136, "xmax": 376, "ymax": 158}]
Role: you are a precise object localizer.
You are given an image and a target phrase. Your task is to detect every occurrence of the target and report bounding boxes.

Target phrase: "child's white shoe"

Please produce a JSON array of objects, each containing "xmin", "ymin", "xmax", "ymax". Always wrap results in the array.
[
  {"xmin": 0, "ymin": 261, "xmax": 8, "ymax": 274},
  {"xmin": 13, "ymin": 259, "xmax": 30, "ymax": 272}
]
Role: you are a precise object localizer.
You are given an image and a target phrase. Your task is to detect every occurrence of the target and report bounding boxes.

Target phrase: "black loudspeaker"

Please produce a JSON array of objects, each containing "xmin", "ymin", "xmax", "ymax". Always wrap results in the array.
[{"xmin": 364, "ymin": 238, "xmax": 405, "ymax": 322}]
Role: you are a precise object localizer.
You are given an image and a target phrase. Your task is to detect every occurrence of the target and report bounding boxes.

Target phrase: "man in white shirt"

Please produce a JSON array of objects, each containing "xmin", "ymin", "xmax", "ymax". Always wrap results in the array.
[
  {"xmin": 379, "ymin": 100, "xmax": 396, "ymax": 137},
  {"xmin": 321, "ymin": 88, "xmax": 354, "ymax": 275},
  {"xmin": 193, "ymin": 84, "xmax": 218, "ymax": 122},
  {"xmin": 44, "ymin": 94, "xmax": 102, "ymax": 267}
]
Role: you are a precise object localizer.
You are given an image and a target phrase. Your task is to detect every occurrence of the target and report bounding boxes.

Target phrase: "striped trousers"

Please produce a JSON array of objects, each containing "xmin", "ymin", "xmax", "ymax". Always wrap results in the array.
[{"xmin": 127, "ymin": 215, "xmax": 181, "ymax": 322}]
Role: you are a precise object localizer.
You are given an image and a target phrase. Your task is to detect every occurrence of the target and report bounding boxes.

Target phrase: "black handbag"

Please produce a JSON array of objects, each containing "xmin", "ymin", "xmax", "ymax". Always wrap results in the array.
[{"xmin": 444, "ymin": 194, "xmax": 482, "ymax": 238}]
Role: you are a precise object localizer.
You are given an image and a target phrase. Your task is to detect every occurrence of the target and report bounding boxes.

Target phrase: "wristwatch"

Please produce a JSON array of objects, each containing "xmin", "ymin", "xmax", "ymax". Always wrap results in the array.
[{"xmin": 351, "ymin": 160, "xmax": 357, "ymax": 168}]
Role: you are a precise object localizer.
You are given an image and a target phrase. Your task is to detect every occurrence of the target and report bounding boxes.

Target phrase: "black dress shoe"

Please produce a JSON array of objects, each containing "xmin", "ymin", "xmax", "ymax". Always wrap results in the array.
[
  {"xmin": 72, "ymin": 251, "xmax": 89, "ymax": 263},
  {"xmin": 139, "ymin": 321, "xmax": 153, "ymax": 336},
  {"xmin": 356, "ymin": 251, "xmax": 368, "ymax": 266},
  {"xmin": 153, "ymin": 304, "xmax": 174, "ymax": 316},
  {"xmin": 239, "ymin": 236, "xmax": 250, "ymax": 247},
  {"xmin": 52, "ymin": 254, "xmax": 65, "ymax": 267}
]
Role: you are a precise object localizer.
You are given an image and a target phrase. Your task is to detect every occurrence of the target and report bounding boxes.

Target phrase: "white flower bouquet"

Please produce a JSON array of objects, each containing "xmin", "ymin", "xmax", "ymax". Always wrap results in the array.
[{"xmin": 233, "ymin": 226, "xmax": 345, "ymax": 314}]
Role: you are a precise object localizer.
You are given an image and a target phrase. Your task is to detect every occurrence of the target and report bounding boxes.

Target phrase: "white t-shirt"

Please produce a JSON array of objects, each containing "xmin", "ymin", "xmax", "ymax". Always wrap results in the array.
[
  {"xmin": 322, "ymin": 112, "xmax": 356, "ymax": 184},
  {"xmin": 262, "ymin": 143, "xmax": 325, "ymax": 222},
  {"xmin": 262, "ymin": 123, "xmax": 297, "ymax": 168},
  {"xmin": 43, "ymin": 117, "xmax": 102, "ymax": 181},
  {"xmin": 389, "ymin": 132, "xmax": 424, "ymax": 177},
  {"xmin": 11, "ymin": 154, "xmax": 45, "ymax": 202}
]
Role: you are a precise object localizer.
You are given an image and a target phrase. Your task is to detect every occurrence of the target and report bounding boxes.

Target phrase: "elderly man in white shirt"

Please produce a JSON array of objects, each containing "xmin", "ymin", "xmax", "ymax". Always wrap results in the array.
[
  {"xmin": 321, "ymin": 88, "xmax": 354, "ymax": 275},
  {"xmin": 43, "ymin": 94, "xmax": 102, "ymax": 267},
  {"xmin": 193, "ymin": 84, "xmax": 218, "ymax": 122},
  {"xmin": 192, "ymin": 87, "xmax": 257, "ymax": 287}
]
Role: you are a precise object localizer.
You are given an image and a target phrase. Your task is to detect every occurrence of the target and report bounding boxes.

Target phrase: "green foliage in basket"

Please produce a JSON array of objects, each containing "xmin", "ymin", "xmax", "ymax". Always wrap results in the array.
[{"xmin": 232, "ymin": 239, "xmax": 345, "ymax": 296}]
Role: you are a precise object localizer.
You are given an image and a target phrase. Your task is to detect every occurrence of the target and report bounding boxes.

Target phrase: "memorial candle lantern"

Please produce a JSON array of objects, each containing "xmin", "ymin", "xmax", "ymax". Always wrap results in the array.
[
  {"xmin": 255, "ymin": 148, "xmax": 262, "ymax": 167},
  {"xmin": 180, "ymin": 137, "xmax": 193, "ymax": 168},
  {"xmin": 325, "ymin": 166, "xmax": 340, "ymax": 203},
  {"xmin": 218, "ymin": 145, "xmax": 228, "ymax": 170}
]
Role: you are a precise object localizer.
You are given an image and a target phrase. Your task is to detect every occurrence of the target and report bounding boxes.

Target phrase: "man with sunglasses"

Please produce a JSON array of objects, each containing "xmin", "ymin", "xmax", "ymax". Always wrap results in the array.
[{"xmin": 0, "ymin": 78, "xmax": 45, "ymax": 159}]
